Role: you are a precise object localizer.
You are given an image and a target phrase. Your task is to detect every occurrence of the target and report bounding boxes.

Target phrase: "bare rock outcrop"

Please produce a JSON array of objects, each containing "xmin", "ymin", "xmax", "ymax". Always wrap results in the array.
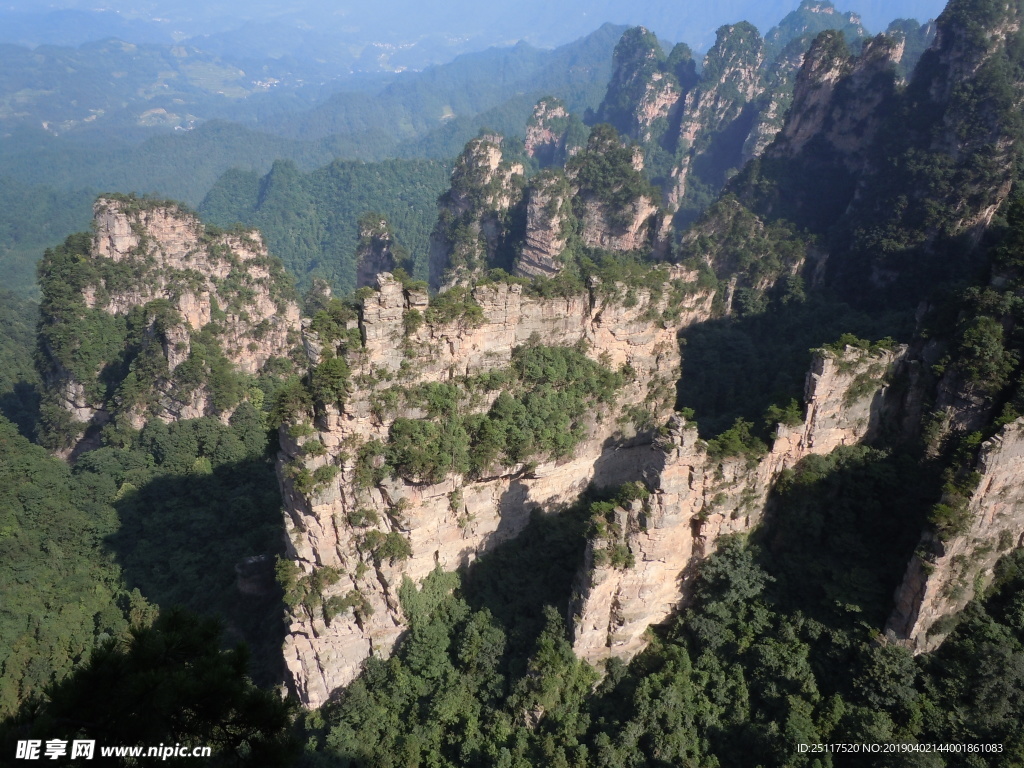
[
  {"xmin": 89, "ymin": 198, "xmax": 299, "ymax": 373},
  {"xmin": 594, "ymin": 27, "xmax": 694, "ymax": 145},
  {"xmin": 355, "ymin": 216, "xmax": 399, "ymax": 289},
  {"xmin": 668, "ymin": 23, "xmax": 765, "ymax": 208},
  {"xmin": 571, "ymin": 343, "xmax": 908, "ymax": 664},
  {"xmin": 525, "ymin": 98, "xmax": 584, "ymax": 167},
  {"xmin": 769, "ymin": 32, "xmax": 902, "ymax": 172},
  {"xmin": 578, "ymin": 196, "xmax": 659, "ymax": 253},
  {"xmin": 513, "ymin": 171, "xmax": 572, "ymax": 278},
  {"xmin": 565, "ymin": 125, "xmax": 662, "ymax": 255},
  {"xmin": 278, "ymin": 270, "xmax": 715, "ymax": 708},
  {"xmin": 39, "ymin": 196, "xmax": 301, "ymax": 440},
  {"xmin": 888, "ymin": 418, "xmax": 1024, "ymax": 652},
  {"xmin": 428, "ymin": 134, "xmax": 524, "ymax": 290}
]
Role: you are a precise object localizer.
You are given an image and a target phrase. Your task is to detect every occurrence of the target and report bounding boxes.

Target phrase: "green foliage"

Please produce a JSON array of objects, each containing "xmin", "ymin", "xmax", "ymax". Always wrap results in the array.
[
  {"xmin": 953, "ymin": 315, "xmax": 1019, "ymax": 391},
  {"xmin": 172, "ymin": 326, "xmax": 249, "ymax": 412},
  {"xmin": 678, "ymin": 197, "xmax": 809, "ymax": 305},
  {"xmin": 346, "ymin": 508, "xmax": 380, "ymax": 528},
  {"xmin": 278, "ymin": 560, "xmax": 344, "ymax": 618},
  {"xmin": 33, "ymin": 215, "xmax": 296, "ymax": 450},
  {"xmin": 704, "ymin": 418, "xmax": 767, "ymax": 461},
  {"xmin": 388, "ymin": 418, "xmax": 471, "ymax": 483},
  {"xmin": 766, "ymin": 445, "xmax": 938, "ymax": 626},
  {"xmin": 272, "ymin": 377, "xmax": 314, "ymax": 425},
  {"xmin": 402, "ymin": 308, "xmax": 424, "ymax": 336},
  {"xmin": 381, "ymin": 345, "xmax": 625, "ymax": 484},
  {"xmin": 820, "ymin": 333, "xmax": 896, "ymax": 357},
  {"xmin": 302, "ymin": 447, "xmax": 1011, "ymax": 768},
  {"xmin": 595, "ymin": 27, "xmax": 692, "ymax": 144},
  {"xmin": 36, "ymin": 232, "xmax": 130, "ymax": 405},
  {"xmin": 0, "ymin": 177, "xmax": 94, "ymax": 297},
  {"xmin": 764, "ymin": 1, "xmax": 867, "ymax": 63},
  {"xmin": 763, "ymin": 399, "xmax": 803, "ymax": 429},
  {"xmin": 367, "ymin": 531, "xmax": 413, "ymax": 565},
  {"xmin": 201, "ymin": 158, "xmax": 452, "ymax": 293},
  {"xmin": 353, "ymin": 440, "xmax": 390, "ymax": 489},
  {"xmin": 0, "ymin": 416, "xmax": 144, "ymax": 717},
  {"xmin": 2, "ymin": 609, "xmax": 297, "ymax": 766},
  {"xmin": 0, "ymin": 291, "xmax": 41, "ymax": 438},
  {"xmin": 677, "ymin": 293, "xmax": 908, "ymax": 439},
  {"xmin": 310, "ymin": 356, "xmax": 351, "ymax": 408},
  {"xmin": 424, "ymin": 286, "xmax": 485, "ymax": 326},
  {"xmin": 929, "ymin": 471, "xmax": 983, "ymax": 542},
  {"xmin": 308, "ymin": 298, "xmax": 361, "ymax": 350},
  {"xmin": 308, "ymin": 499, "xmax": 592, "ymax": 768},
  {"xmin": 566, "ymin": 123, "xmax": 659, "ymax": 226}
]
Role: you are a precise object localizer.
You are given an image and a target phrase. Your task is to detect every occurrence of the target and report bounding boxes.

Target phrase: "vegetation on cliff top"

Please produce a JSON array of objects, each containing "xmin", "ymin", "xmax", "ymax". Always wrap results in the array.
[
  {"xmin": 34, "ymin": 210, "xmax": 300, "ymax": 450},
  {"xmin": 368, "ymin": 344, "xmax": 626, "ymax": 484}
]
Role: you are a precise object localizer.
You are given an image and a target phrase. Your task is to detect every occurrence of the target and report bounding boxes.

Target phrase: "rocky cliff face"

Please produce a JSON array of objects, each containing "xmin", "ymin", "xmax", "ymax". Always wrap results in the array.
[
  {"xmin": 733, "ymin": 0, "xmax": 1024, "ymax": 295},
  {"xmin": 577, "ymin": 195, "xmax": 660, "ymax": 253},
  {"xmin": 740, "ymin": 39, "xmax": 807, "ymax": 164},
  {"xmin": 38, "ymin": 197, "xmax": 301, "ymax": 445},
  {"xmin": 564, "ymin": 125, "xmax": 663, "ymax": 255},
  {"xmin": 513, "ymin": 171, "xmax": 572, "ymax": 278},
  {"xmin": 88, "ymin": 199, "xmax": 299, "ymax": 373},
  {"xmin": 268, "ymin": 0, "xmax": 1024, "ymax": 711},
  {"xmin": 428, "ymin": 123, "xmax": 664, "ymax": 285},
  {"xmin": 911, "ymin": 0, "xmax": 1024, "ymax": 236},
  {"xmin": 278, "ymin": 270, "xmax": 715, "ymax": 707},
  {"xmin": 768, "ymin": 32, "xmax": 902, "ymax": 172},
  {"xmin": 595, "ymin": 27, "xmax": 695, "ymax": 145},
  {"xmin": 525, "ymin": 98, "xmax": 584, "ymax": 168},
  {"xmin": 570, "ymin": 343, "xmax": 908, "ymax": 663},
  {"xmin": 888, "ymin": 417, "xmax": 1024, "ymax": 652},
  {"xmin": 668, "ymin": 23, "xmax": 765, "ymax": 208},
  {"xmin": 355, "ymin": 216, "xmax": 399, "ymax": 289},
  {"xmin": 428, "ymin": 134, "xmax": 524, "ymax": 289}
]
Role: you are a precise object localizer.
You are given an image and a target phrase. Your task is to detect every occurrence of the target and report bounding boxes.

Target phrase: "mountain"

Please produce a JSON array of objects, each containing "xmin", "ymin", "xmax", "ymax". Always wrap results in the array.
[
  {"xmin": 0, "ymin": 0, "xmax": 947, "ymax": 64},
  {"xmin": 199, "ymin": 157, "xmax": 452, "ymax": 295},
  {"xmin": 265, "ymin": 0, "xmax": 1024, "ymax": 727},
  {"xmin": 8, "ymin": 0, "xmax": 1024, "ymax": 762},
  {"xmin": 34, "ymin": 195, "xmax": 302, "ymax": 454}
]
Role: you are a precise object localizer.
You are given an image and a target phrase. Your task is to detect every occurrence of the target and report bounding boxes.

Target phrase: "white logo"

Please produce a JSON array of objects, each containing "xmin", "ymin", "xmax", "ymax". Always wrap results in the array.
[
  {"xmin": 16, "ymin": 741, "xmax": 41, "ymax": 760},
  {"xmin": 71, "ymin": 741, "xmax": 96, "ymax": 759}
]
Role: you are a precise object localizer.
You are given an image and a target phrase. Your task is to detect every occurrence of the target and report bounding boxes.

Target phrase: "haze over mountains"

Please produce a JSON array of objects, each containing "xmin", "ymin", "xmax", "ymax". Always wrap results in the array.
[
  {"xmin": 2, "ymin": 0, "xmax": 947, "ymax": 69},
  {"xmin": 0, "ymin": 0, "xmax": 944, "ymax": 297}
]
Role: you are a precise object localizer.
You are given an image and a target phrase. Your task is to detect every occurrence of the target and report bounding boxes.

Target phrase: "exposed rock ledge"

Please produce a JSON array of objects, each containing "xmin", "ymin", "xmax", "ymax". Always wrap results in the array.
[
  {"xmin": 887, "ymin": 417, "xmax": 1024, "ymax": 652},
  {"xmin": 571, "ymin": 344, "xmax": 908, "ymax": 663},
  {"xmin": 279, "ymin": 271, "xmax": 714, "ymax": 708}
]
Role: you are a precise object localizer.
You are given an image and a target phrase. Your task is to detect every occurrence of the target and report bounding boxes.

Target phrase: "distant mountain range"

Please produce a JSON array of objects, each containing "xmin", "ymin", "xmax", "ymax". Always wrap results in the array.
[{"xmin": 0, "ymin": 0, "xmax": 948, "ymax": 70}]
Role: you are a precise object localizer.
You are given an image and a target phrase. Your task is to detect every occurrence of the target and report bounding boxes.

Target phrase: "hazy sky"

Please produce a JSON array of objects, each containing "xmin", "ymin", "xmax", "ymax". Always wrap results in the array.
[{"xmin": 0, "ymin": 0, "xmax": 951, "ymax": 57}]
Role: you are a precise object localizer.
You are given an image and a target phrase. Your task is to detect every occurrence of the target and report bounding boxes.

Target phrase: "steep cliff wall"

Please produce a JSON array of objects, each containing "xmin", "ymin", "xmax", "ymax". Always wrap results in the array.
[
  {"xmin": 524, "ymin": 97, "xmax": 586, "ymax": 168},
  {"xmin": 564, "ymin": 125, "xmax": 663, "ymax": 255},
  {"xmin": 37, "ymin": 196, "xmax": 301, "ymax": 446},
  {"xmin": 427, "ymin": 135, "xmax": 524, "ymax": 290},
  {"xmin": 595, "ymin": 27, "xmax": 694, "ymax": 145},
  {"xmin": 571, "ymin": 343, "xmax": 908, "ymax": 664},
  {"xmin": 355, "ymin": 216, "xmax": 399, "ymax": 289},
  {"xmin": 668, "ymin": 23, "xmax": 765, "ymax": 208},
  {"xmin": 888, "ymin": 417, "xmax": 1024, "ymax": 652},
  {"xmin": 768, "ymin": 32, "xmax": 902, "ymax": 172},
  {"xmin": 87, "ymin": 199, "xmax": 299, "ymax": 373},
  {"xmin": 278, "ymin": 271, "xmax": 715, "ymax": 707},
  {"xmin": 513, "ymin": 171, "xmax": 572, "ymax": 278}
]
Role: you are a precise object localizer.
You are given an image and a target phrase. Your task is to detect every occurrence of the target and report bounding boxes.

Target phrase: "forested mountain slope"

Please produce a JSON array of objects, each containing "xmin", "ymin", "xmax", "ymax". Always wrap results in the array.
[
  {"xmin": 268, "ymin": 1, "xmax": 1024, "ymax": 762},
  {"xmin": 200, "ymin": 159, "xmax": 452, "ymax": 295},
  {"xmin": 8, "ymin": 0, "xmax": 1024, "ymax": 765}
]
